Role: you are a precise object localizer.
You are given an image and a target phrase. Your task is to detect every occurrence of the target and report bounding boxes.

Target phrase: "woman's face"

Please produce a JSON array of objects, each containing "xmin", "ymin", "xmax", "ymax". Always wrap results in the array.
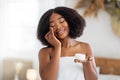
[{"xmin": 49, "ymin": 13, "xmax": 69, "ymax": 39}]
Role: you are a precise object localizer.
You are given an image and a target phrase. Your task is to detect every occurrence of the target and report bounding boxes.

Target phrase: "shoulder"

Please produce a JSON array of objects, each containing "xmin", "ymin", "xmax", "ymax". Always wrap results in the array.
[
  {"xmin": 39, "ymin": 47, "xmax": 52, "ymax": 53},
  {"xmin": 38, "ymin": 47, "xmax": 53, "ymax": 58},
  {"xmin": 77, "ymin": 41, "xmax": 92, "ymax": 51},
  {"xmin": 78, "ymin": 41, "xmax": 90, "ymax": 48},
  {"xmin": 78, "ymin": 41, "xmax": 93, "ymax": 56}
]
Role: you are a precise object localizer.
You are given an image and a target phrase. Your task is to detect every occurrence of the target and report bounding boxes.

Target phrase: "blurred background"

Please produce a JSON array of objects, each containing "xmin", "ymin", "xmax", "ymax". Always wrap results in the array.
[{"xmin": 0, "ymin": 0, "xmax": 120, "ymax": 80}]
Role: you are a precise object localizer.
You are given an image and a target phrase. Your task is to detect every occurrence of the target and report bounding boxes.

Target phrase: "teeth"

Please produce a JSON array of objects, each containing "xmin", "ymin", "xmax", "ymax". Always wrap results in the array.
[
  {"xmin": 57, "ymin": 29, "xmax": 65, "ymax": 35},
  {"xmin": 58, "ymin": 30, "xmax": 64, "ymax": 34}
]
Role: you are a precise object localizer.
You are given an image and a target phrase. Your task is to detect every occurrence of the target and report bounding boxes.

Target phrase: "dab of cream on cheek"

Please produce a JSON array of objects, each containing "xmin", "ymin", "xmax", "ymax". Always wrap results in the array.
[{"xmin": 75, "ymin": 54, "xmax": 85, "ymax": 60}]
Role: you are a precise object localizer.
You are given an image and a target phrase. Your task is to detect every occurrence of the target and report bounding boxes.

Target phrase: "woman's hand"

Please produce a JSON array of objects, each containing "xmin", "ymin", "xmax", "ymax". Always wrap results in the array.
[
  {"xmin": 45, "ymin": 27, "xmax": 61, "ymax": 47},
  {"xmin": 74, "ymin": 56, "xmax": 93, "ymax": 63}
]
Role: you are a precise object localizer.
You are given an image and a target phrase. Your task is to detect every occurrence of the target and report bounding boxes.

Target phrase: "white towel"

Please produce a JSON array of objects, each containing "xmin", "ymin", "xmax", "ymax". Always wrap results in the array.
[{"xmin": 57, "ymin": 57, "xmax": 85, "ymax": 80}]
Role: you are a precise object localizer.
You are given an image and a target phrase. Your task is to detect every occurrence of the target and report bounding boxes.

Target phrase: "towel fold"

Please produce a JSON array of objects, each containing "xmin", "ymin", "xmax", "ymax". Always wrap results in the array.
[{"xmin": 57, "ymin": 57, "xmax": 85, "ymax": 80}]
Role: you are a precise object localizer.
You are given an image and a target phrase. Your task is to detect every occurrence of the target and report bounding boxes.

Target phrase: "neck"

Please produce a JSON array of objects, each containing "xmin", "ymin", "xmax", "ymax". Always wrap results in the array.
[{"xmin": 60, "ymin": 37, "xmax": 76, "ymax": 48}]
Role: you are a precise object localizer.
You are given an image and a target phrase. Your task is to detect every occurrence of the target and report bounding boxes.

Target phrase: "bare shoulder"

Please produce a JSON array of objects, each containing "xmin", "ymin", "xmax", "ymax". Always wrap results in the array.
[
  {"xmin": 38, "ymin": 47, "xmax": 52, "ymax": 58},
  {"xmin": 78, "ymin": 41, "xmax": 91, "ymax": 48},
  {"xmin": 77, "ymin": 41, "xmax": 92, "ymax": 53}
]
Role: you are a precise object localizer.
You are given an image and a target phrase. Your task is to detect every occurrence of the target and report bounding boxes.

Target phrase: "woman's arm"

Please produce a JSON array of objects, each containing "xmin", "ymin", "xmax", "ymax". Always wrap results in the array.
[
  {"xmin": 83, "ymin": 43, "xmax": 98, "ymax": 80},
  {"xmin": 39, "ymin": 27, "xmax": 61, "ymax": 80},
  {"xmin": 39, "ymin": 45, "xmax": 61, "ymax": 80}
]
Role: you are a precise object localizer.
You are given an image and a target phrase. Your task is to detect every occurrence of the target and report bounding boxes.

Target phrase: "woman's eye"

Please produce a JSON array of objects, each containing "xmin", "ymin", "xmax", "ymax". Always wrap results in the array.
[
  {"xmin": 50, "ymin": 23, "xmax": 55, "ymax": 27},
  {"xmin": 59, "ymin": 18, "xmax": 65, "ymax": 23}
]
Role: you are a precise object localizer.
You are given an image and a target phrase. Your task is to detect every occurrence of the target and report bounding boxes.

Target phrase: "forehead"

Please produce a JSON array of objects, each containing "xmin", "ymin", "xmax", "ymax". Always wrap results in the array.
[{"xmin": 49, "ymin": 13, "xmax": 63, "ymax": 21}]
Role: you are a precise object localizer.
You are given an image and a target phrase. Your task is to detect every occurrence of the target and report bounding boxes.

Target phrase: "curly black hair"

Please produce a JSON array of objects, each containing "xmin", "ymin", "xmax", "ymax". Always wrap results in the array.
[{"xmin": 37, "ymin": 6, "xmax": 86, "ymax": 47}]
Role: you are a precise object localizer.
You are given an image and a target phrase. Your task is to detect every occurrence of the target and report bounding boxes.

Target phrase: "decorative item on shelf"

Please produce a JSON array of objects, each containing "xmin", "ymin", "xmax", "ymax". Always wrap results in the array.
[
  {"xmin": 74, "ymin": 0, "xmax": 90, "ymax": 9},
  {"xmin": 14, "ymin": 62, "xmax": 23, "ymax": 80},
  {"xmin": 75, "ymin": 0, "xmax": 120, "ymax": 37},
  {"xmin": 111, "ymin": 15, "xmax": 120, "ymax": 37},
  {"xmin": 104, "ymin": 0, "xmax": 120, "ymax": 37},
  {"xmin": 115, "ymin": 0, "xmax": 120, "ymax": 18},
  {"xmin": 104, "ymin": 0, "xmax": 115, "ymax": 15},
  {"xmin": 74, "ymin": 0, "xmax": 105, "ymax": 17},
  {"xmin": 26, "ymin": 69, "xmax": 37, "ymax": 80}
]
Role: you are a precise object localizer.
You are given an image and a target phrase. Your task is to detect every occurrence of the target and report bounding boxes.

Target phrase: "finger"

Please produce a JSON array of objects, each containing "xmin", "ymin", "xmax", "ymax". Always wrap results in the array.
[
  {"xmin": 74, "ymin": 59, "xmax": 82, "ymax": 63},
  {"xmin": 74, "ymin": 59, "xmax": 78, "ymax": 63},
  {"xmin": 77, "ymin": 59, "xmax": 81, "ymax": 63},
  {"xmin": 85, "ymin": 56, "xmax": 93, "ymax": 62},
  {"xmin": 50, "ymin": 27, "xmax": 54, "ymax": 36},
  {"xmin": 46, "ymin": 31, "xmax": 50, "ymax": 36},
  {"xmin": 88, "ymin": 56, "xmax": 93, "ymax": 61},
  {"xmin": 45, "ymin": 33, "xmax": 49, "ymax": 39},
  {"xmin": 45, "ymin": 35, "xmax": 51, "ymax": 42},
  {"xmin": 49, "ymin": 27, "xmax": 52, "ymax": 32},
  {"xmin": 45, "ymin": 31, "xmax": 51, "ymax": 39}
]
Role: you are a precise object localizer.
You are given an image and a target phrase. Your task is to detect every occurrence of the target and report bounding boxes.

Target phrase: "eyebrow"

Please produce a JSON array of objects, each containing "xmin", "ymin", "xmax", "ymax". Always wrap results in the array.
[{"xmin": 49, "ymin": 17, "xmax": 64, "ymax": 24}]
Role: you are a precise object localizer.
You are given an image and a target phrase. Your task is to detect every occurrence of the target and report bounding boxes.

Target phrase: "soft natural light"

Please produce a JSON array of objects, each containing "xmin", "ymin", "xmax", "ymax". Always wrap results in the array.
[
  {"xmin": 6, "ymin": 0, "xmax": 39, "ymax": 50},
  {"xmin": 26, "ymin": 69, "xmax": 37, "ymax": 80}
]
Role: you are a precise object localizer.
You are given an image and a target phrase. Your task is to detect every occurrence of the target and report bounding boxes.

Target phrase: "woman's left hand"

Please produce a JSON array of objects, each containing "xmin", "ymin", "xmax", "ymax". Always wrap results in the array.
[{"xmin": 74, "ymin": 56, "xmax": 93, "ymax": 63}]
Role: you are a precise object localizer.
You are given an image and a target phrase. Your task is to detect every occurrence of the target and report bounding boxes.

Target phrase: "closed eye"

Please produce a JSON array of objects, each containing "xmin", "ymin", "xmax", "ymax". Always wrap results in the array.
[
  {"xmin": 49, "ymin": 17, "xmax": 65, "ymax": 28},
  {"xmin": 50, "ymin": 22, "xmax": 55, "ymax": 27},
  {"xmin": 59, "ymin": 17, "xmax": 65, "ymax": 23}
]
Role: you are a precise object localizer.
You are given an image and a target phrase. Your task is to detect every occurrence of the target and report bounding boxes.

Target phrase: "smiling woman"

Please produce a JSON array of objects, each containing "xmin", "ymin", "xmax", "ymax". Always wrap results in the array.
[
  {"xmin": 37, "ymin": 6, "xmax": 97, "ymax": 80},
  {"xmin": 49, "ymin": 13, "xmax": 69, "ymax": 39}
]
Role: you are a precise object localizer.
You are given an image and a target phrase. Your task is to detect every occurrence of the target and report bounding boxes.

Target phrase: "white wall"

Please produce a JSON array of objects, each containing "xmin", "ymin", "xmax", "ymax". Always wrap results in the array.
[
  {"xmin": 0, "ymin": 0, "xmax": 55, "ymax": 79},
  {"xmin": 62, "ymin": 0, "xmax": 120, "ymax": 59},
  {"xmin": 77, "ymin": 9, "xmax": 120, "ymax": 59}
]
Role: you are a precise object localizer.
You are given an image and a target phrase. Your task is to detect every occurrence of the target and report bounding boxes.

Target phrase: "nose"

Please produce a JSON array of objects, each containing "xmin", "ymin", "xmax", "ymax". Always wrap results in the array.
[{"xmin": 55, "ymin": 22, "xmax": 61, "ymax": 29}]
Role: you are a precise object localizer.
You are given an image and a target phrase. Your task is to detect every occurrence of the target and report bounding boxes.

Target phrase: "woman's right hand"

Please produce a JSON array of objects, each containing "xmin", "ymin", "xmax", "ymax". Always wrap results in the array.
[{"xmin": 45, "ymin": 27, "xmax": 61, "ymax": 47}]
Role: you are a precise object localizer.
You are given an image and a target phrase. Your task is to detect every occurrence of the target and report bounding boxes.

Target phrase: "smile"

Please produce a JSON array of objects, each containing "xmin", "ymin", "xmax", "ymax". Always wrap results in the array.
[{"xmin": 56, "ymin": 29, "xmax": 66, "ymax": 36}]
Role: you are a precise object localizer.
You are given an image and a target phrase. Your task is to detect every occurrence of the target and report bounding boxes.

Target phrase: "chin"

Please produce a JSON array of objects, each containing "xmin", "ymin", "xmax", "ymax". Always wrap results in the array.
[
  {"xmin": 55, "ymin": 32, "xmax": 69, "ymax": 39},
  {"xmin": 57, "ymin": 35, "xmax": 68, "ymax": 40}
]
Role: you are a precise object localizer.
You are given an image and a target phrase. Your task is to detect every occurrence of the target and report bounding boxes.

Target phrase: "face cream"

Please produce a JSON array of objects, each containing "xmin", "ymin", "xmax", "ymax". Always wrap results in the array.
[{"xmin": 75, "ymin": 54, "xmax": 85, "ymax": 60}]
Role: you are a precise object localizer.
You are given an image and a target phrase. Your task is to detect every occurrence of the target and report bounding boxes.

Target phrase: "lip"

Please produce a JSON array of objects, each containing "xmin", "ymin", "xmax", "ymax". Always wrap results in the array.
[{"xmin": 56, "ymin": 29, "xmax": 65, "ymax": 36}]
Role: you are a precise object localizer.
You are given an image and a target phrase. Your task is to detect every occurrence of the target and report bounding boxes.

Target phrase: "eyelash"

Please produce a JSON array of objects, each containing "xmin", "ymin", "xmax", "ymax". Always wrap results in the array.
[
  {"xmin": 50, "ymin": 23, "xmax": 55, "ymax": 27},
  {"xmin": 59, "ymin": 19, "xmax": 65, "ymax": 23},
  {"xmin": 50, "ymin": 18, "xmax": 65, "ymax": 27}
]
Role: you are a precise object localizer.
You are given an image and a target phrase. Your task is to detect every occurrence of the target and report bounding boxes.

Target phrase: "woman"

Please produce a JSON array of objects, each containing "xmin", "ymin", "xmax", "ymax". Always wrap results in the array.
[{"xmin": 37, "ymin": 7, "xmax": 97, "ymax": 80}]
